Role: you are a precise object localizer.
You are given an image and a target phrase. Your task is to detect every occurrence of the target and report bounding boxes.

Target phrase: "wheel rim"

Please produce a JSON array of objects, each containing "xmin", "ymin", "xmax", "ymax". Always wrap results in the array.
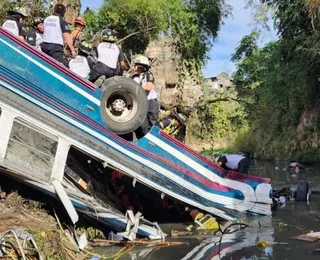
[{"xmin": 105, "ymin": 89, "xmax": 138, "ymax": 123}]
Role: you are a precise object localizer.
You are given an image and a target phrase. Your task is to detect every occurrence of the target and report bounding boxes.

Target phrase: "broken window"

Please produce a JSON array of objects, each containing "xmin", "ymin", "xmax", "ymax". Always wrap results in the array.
[
  {"xmin": 63, "ymin": 147, "xmax": 190, "ymax": 223},
  {"xmin": 5, "ymin": 119, "xmax": 58, "ymax": 178}
]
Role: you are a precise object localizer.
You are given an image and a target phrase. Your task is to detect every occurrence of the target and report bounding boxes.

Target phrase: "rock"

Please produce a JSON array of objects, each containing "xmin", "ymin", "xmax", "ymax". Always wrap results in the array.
[{"xmin": 145, "ymin": 38, "xmax": 202, "ymax": 110}]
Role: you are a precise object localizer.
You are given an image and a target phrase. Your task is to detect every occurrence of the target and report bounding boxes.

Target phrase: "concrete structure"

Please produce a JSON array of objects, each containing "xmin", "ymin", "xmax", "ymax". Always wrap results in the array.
[{"xmin": 205, "ymin": 72, "xmax": 233, "ymax": 91}]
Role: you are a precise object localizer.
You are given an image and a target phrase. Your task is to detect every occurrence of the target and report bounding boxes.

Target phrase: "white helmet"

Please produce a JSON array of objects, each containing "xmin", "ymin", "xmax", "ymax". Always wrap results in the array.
[
  {"xmin": 133, "ymin": 55, "xmax": 150, "ymax": 67},
  {"xmin": 8, "ymin": 8, "xmax": 28, "ymax": 18}
]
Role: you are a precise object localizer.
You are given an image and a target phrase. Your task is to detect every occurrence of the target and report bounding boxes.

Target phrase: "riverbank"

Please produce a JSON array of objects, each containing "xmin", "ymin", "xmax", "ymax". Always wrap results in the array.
[{"xmin": 0, "ymin": 191, "xmax": 89, "ymax": 259}]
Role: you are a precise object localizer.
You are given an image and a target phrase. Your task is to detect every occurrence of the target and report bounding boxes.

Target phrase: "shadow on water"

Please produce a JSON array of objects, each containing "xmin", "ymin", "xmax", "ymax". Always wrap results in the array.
[{"xmin": 110, "ymin": 160, "xmax": 320, "ymax": 260}]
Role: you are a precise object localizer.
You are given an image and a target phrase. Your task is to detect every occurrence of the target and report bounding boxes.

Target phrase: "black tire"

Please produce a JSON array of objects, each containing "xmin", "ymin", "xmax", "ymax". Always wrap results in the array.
[
  {"xmin": 100, "ymin": 76, "xmax": 148, "ymax": 135},
  {"xmin": 295, "ymin": 180, "xmax": 309, "ymax": 201}
]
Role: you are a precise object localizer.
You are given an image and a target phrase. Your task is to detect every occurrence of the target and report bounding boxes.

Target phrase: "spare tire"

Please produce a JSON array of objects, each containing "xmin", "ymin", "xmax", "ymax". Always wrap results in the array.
[{"xmin": 100, "ymin": 76, "xmax": 148, "ymax": 135}]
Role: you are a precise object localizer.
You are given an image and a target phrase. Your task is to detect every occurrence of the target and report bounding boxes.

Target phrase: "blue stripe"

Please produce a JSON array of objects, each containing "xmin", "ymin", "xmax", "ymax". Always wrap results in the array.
[
  {"xmin": 0, "ymin": 35, "xmax": 269, "ymax": 218},
  {"xmin": 0, "ymin": 74, "xmax": 245, "ymax": 201},
  {"xmin": 2, "ymin": 84, "xmax": 248, "ymax": 219},
  {"xmin": 146, "ymin": 127, "xmax": 264, "ymax": 191}
]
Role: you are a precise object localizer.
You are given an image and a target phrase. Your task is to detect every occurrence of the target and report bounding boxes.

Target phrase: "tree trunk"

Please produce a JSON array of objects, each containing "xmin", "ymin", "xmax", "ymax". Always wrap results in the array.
[{"xmin": 53, "ymin": 0, "xmax": 81, "ymax": 24}]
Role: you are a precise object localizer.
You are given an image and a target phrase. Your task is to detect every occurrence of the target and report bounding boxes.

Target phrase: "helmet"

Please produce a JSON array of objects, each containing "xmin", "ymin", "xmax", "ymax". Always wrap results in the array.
[
  {"xmin": 78, "ymin": 41, "xmax": 93, "ymax": 55},
  {"xmin": 8, "ymin": 8, "xmax": 28, "ymax": 18},
  {"xmin": 101, "ymin": 28, "xmax": 116, "ymax": 42},
  {"xmin": 74, "ymin": 17, "xmax": 86, "ymax": 27},
  {"xmin": 133, "ymin": 55, "xmax": 150, "ymax": 67},
  {"xmin": 33, "ymin": 17, "xmax": 44, "ymax": 27},
  {"xmin": 174, "ymin": 113, "xmax": 187, "ymax": 125}
]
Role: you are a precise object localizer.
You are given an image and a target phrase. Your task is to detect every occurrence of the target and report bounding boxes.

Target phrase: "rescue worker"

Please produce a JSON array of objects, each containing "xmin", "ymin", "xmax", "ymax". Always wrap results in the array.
[
  {"xmin": 70, "ymin": 17, "xmax": 86, "ymax": 49},
  {"xmin": 216, "ymin": 152, "xmax": 251, "ymax": 175},
  {"xmin": 2, "ymin": 9, "xmax": 27, "ymax": 41},
  {"xmin": 26, "ymin": 17, "xmax": 44, "ymax": 51},
  {"xmin": 159, "ymin": 113, "xmax": 187, "ymax": 142},
  {"xmin": 89, "ymin": 28, "xmax": 126, "ymax": 83},
  {"xmin": 68, "ymin": 41, "xmax": 94, "ymax": 78},
  {"xmin": 131, "ymin": 55, "xmax": 159, "ymax": 138},
  {"xmin": 41, "ymin": 4, "xmax": 76, "ymax": 66}
]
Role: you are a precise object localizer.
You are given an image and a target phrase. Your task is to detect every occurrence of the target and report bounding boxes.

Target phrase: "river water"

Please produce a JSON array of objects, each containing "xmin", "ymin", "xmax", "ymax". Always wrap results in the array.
[{"xmin": 101, "ymin": 160, "xmax": 320, "ymax": 260}]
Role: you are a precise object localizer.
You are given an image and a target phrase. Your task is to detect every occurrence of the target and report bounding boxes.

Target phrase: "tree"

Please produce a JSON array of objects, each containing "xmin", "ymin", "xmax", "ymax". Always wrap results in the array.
[
  {"xmin": 83, "ymin": 0, "xmax": 230, "ymax": 70},
  {"xmin": 53, "ymin": 0, "xmax": 81, "ymax": 24},
  {"xmin": 232, "ymin": 0, "xmax": 320, "ymax": 160},
  {"xmin": 0, "ymin": 0, "xmax": 50, "ymax": 25}
]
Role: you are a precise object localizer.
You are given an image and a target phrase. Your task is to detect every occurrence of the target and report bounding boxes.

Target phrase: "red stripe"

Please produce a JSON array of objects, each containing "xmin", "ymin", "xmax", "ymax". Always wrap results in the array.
[
  {"xmin": 0, "ymin": 28, "xmax": 96, "ymax": 91},
  {"xmin": 0, "ymin": 75, "xmax": 236, "ymax": 193},
  {"xmin": 227, "ymin": 170, "xmax": 271, "ymax": 183},
  {"xmin": 160, "ymin": 131, "xmax": 271, "ymax": 184},
  {"xmin": 0, "ymin": 28, "xmax": 265, "ymax": 187}
]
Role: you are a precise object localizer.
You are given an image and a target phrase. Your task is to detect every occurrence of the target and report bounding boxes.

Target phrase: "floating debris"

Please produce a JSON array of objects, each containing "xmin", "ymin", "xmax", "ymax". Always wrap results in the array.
[
  {"xmin": 292, "ymin": 231, "xmax": 320, "ymax": 243},
  {"xmin": 91, "ymin": 238, "xmax": 187, "ymax": 248}
]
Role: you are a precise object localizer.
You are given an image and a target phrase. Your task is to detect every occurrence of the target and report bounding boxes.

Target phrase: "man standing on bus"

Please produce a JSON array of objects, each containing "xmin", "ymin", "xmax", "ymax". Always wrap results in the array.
[{"xmin": 41, "ymin": 4, "xmax": 76, "ymax": 66}]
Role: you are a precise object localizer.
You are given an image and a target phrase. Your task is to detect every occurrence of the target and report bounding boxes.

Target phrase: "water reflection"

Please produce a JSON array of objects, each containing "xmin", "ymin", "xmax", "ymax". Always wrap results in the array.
[
  {"xmin": 181, "ymin": 217, "xmax": 274, "ymax": 260},
  {"xmin": 117, "ymin": 161, "xmax": 320, "ymax": 260}
]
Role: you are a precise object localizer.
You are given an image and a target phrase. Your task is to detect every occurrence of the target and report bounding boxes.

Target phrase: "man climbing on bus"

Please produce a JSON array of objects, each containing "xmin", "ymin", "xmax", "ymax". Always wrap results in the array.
[
  {"xmin": 68, "ymin": 41, "xmax": 94, "ymax": 79},
  {"xmin": 131, "ymin": 55, "xmax": 159, "ymax": 138},
  {"xmin": 41, "ymin": 4, "xmax": 76, "ymax": 66},
  {"xmin": 215, "ymin": 152, "xmax": 251, "ymax": 175},
  {"xmin": 26, "ymin": 17, "xmax": 44, "ymax": 51},
  {"xmin": 2, "ymin": 9, "xmax": 27, "ymax": 41},
  {"xmin": 90, "ymin": 28, "xmax": 126, "ymax": 84}
]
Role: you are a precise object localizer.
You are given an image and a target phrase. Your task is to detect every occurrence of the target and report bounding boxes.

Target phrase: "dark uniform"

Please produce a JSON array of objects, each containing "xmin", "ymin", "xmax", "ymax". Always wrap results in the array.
[
  {"xmin": 26, "ymin": 27, "xmax": 43, "ymax": 51},
  {"xmin": 41, "ymin": 14, "xmax": 70, "ymax": 66}
]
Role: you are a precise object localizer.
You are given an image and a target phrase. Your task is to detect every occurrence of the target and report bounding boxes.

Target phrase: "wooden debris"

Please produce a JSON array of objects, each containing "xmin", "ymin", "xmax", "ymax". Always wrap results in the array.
[
  {"xmin": 91, "ymin": 238, "xmax": 187, "ymax": 248},
  {"xmin": 171, "ymin": 230, "xmax": 193, "ymax": 237}
]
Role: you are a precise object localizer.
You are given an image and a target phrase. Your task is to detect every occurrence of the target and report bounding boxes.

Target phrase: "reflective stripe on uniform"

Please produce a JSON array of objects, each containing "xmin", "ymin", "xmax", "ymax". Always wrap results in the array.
[
  {"xmin": 97, "ymin": 42, "xmax": 120, "ymax": 69},
  {"xmin": 2, "ymin": 20, "xmax": 19, "ymax": 36},
  {"xmin": 43, "ymin": 15, "xmax": 63, "ymax": 46},
  {"xmin": 132, "ymin": 73, "xmax": 158, "ymax": 100},
  {"xmin": 69, "ymin": 56, "xmax": 91, "ymax": 78},
  {"xmin": 35, "ymin": 31, "xmax": 43, "ymax": 51}
]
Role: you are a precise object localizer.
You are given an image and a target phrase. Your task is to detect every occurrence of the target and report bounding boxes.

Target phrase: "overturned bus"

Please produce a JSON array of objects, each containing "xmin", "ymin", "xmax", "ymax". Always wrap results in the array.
[{"xmin": 0, "ymin": 28, "xmax": 272, "ymax": 240}]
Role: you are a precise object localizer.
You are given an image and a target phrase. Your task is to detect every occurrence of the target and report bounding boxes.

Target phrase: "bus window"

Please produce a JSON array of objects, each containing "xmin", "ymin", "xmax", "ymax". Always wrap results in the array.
[{"xmin": 5, "ymin": 120, "xmax": 58, "ymax": 178}]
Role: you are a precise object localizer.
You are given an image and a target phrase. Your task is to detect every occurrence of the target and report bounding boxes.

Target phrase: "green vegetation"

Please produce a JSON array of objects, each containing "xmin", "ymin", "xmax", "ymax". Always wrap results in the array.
[
  {"xmin": 188, "ymin": 85, "xmax": 248, "ymax": 143},
  {"xmin": 0, "ymin": 0, "xmax": 50, "ymax": 25},
  {"xmin": 229, "ymin": 0, "xmax": 320, "ymax": 162},
  {"xmin": 84, "ymin": 0, "xmax": 230, "ymax": 70}
]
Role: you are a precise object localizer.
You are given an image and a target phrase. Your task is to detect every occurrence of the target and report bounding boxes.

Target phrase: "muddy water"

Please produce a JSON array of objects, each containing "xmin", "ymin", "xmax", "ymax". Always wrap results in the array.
[{"xmin": 102, "ymin": 160, "xmax": 320, "ymax": 260}]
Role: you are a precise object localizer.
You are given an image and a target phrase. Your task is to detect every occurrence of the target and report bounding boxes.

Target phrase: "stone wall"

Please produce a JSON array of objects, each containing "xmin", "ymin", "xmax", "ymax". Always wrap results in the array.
[{"xmin": 145, "ymin": 38, "xmax": 203, "ymax": 113}]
